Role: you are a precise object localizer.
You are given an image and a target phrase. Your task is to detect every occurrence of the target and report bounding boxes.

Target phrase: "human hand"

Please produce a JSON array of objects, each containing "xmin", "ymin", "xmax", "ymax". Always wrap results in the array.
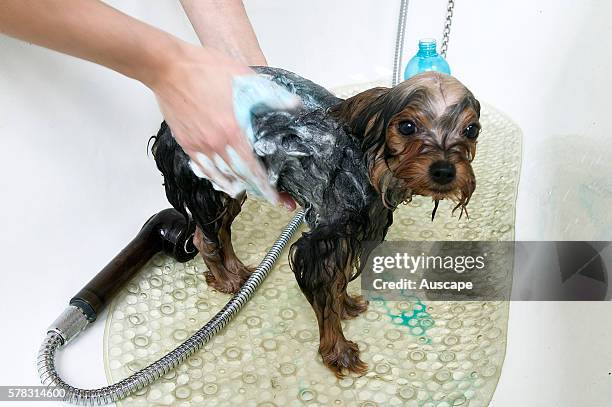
[{"xmin": 149, "ymin": 44, "xmax": 298, "ymax": 209}]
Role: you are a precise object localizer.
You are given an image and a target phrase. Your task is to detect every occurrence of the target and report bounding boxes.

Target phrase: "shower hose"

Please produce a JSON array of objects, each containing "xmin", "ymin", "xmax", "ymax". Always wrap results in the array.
[{"xmin": 37, "ymin": 210, "xmax": 305, "ymax": 405}]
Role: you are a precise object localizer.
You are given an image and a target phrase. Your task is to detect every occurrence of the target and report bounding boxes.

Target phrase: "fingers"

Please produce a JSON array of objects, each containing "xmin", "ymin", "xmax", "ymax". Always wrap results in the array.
[
  {"xmin": 180, "ymin": 115, "xmax": 255, "ymax": 199},
  {"xmin": 223, "ymin": 140, "xmax": 279, "ymax": 204},
  {"xmin": 187, "ymin": 126, "xmax": 281, "ymax": 206},
  {"xmin": 210, "ymin": 112, "xmax": 282, "ymax": 205},
  {"xmin": 187, "ymin": 150, "xmax": 243, "ymax": 197}
]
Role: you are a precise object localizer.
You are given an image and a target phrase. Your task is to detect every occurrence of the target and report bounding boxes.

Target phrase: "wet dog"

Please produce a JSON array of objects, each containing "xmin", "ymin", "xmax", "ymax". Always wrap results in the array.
[{"xmin": 151, "ymin": 67, "xmax": 481, "ymax": 377}]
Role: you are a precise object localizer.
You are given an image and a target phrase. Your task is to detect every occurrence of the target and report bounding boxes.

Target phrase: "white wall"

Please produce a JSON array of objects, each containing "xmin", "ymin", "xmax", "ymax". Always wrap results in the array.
[{"xmin": 0, "ymin": 1, "xmax": 610, "ymax": 406}]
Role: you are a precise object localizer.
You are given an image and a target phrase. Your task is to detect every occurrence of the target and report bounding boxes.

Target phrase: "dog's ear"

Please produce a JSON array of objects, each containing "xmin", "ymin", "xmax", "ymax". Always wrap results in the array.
[
  {"xmin": 471, "ymin": 95, "xmax": 481, "ymax": 118},
  {"xmin": 330, "ymin": 87, "xmax": 389, "ymax": 137}
]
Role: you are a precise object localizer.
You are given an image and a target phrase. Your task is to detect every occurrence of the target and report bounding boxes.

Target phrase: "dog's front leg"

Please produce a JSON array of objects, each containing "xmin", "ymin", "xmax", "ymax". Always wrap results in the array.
[{"xmin": 290, "ymin": 228, "xmax": 367, "ymax": 378}]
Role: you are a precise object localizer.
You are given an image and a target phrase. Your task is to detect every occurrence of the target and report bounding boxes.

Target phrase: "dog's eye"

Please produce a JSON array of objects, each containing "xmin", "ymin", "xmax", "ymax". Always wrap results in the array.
[
  {"xmin": 464, "ymin": 124, "xmax": 480, "ymax": 139},
  {"xmin": 398, "ymin": 120, "xmax": 417, "ymax": 136}
]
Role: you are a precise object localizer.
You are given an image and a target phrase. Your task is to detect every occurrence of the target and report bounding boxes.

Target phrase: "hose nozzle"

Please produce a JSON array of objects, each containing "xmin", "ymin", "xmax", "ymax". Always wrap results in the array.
[{"xmin": 69, "ymin": 208, "xmax": 197, "ymax": 322}]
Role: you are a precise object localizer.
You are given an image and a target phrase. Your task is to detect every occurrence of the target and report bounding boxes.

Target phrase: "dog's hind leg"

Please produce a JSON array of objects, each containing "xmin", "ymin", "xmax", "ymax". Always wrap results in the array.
[
  {"xmin": 151, "ymin": 125, "xmax": 252, "ymax": 294},
  {"xmin": 290, "ymin": 227, "xmax": 368, "ymax": 377},
  {"xmin": 339, "ymin": 206, "xmax": 393, "ymax": 320},
  {"xmin": 192, "ymin": 192, "xmax": 253, "ymax": 294}
]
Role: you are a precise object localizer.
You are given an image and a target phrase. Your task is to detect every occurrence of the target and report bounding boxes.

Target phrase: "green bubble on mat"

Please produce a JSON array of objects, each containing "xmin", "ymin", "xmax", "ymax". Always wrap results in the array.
[{"xmin": 104, "ymin": 81, "xmax": 522, "ymax": 407}]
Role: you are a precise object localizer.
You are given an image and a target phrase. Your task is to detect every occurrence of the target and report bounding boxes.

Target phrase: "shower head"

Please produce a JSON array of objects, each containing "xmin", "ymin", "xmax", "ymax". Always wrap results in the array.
[
  {"xmin": 69, "ymin": 208, "xmax": 197, "ymax": 323},
  {"xmin": 145, "ymin": 208, "xmax": 198, "ymax": 263}
]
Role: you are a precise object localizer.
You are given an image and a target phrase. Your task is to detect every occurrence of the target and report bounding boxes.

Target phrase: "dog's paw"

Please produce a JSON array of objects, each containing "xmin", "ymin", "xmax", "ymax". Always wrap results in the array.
[
  {"xmin": 204, "ymin": 270, "xmax": 248, "ymax": 294},
  {"xmin": 320, "ymin": 339, "xmax": 368, "ymax": 378},
  {"xmin": 341, "ymin": 294, "xmax": 369, "ymax": 319}
]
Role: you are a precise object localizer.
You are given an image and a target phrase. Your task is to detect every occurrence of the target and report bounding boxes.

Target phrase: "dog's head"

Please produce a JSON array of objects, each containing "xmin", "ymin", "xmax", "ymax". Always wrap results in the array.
[{"xmin": 331, "ymin": 72, "xmax": 481, "ymax": 219}]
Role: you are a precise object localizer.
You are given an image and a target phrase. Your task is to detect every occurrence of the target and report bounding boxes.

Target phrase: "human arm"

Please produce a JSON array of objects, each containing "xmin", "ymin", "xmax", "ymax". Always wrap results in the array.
[
  {"xmin": 180, "ymin": 0, "xmax": 267, "ymax": 66},
  {"xmin": 0, "ymin": 0, "xmax": 295, "ymax": 206}
]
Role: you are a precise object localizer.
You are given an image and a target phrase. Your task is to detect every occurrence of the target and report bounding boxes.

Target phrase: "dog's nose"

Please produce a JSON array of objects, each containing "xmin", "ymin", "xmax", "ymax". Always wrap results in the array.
[{"xmin": 429, "ymin": 161, "xmax": 456, "ymax": 185}]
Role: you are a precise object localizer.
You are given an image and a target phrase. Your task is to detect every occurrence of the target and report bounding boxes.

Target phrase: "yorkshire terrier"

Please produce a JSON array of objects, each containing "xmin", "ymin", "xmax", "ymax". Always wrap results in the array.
[{"xmin": 151, "ymin": 67, "xmax": 481, "ymax": 377}]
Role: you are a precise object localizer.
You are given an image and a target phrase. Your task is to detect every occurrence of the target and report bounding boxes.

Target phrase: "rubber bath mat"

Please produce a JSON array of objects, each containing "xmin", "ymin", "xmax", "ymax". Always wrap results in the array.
[{"xmin": 104, "ymin": 82, "xmax": 521, "ymax": 407}]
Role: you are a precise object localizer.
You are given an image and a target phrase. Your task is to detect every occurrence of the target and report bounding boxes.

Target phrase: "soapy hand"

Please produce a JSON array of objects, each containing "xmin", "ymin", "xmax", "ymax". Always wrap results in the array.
[{"xmin": 151, "ymin": 45, "xmax": 299, "ymax": 208}]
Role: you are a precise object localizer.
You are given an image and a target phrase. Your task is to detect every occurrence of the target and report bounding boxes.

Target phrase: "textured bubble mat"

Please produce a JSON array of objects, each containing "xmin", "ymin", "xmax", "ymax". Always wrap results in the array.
[{"xmin": 104, "ymin": 83, "xmax": 522, "ymax": 407}]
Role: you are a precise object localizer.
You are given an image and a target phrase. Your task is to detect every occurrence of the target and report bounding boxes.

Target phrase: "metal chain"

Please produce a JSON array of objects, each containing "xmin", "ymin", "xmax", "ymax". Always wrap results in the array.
[{"xmin": 440, "ymin": 0, "xmax": 455, "ymax": 58}]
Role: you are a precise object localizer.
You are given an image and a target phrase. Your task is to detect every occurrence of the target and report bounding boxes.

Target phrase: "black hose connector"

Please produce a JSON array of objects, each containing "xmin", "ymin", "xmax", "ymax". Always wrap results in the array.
[{"xmin": 70, "ymin": 209, "xmax": 197, "ymax": 322}]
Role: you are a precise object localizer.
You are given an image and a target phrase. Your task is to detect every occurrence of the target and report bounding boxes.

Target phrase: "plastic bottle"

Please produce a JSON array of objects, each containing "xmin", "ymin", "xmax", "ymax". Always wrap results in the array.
[{"xmin": 404, "ymin": 39, "xmax": 451, "ymax": 79}]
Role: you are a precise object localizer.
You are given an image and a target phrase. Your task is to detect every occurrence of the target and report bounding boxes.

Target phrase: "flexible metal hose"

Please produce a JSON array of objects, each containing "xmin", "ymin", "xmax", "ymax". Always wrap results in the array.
[
  {"xmin": 392, "ymin": 0, "xmax": 410, "ymax": 86},
  {"xmin": 38, "ymin": 210, "xmax": 305, "ymax": 406}
]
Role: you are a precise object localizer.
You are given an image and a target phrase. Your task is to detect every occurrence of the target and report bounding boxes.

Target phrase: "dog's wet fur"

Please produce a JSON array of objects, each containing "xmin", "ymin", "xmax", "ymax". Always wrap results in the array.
[{"xmin": 151, "ymin": 67, "xmax": 480, "ymax": 377}]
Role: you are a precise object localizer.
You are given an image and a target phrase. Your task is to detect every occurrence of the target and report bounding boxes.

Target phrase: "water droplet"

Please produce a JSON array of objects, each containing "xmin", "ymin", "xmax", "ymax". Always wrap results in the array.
[
  {"xmin": 434, "ymin": 370, "xmax": 451, "ymax": 383},
  {"xmin": 299, "ymin": 388, "xmax": 316, "ymax": 402},
  {"xmin": 262, "ymin": 339, "xmax": 277, "ymax": 351},
  {"xmin": 225, "ymin": 347, "xmax": 242, "ymax": 360},
  {"xmin": 172, "ymin": 329, "xmax": 188, "ymax": 341},
  {"xmin": 188, "ymin": 356, "xmax": 202, "ymax": 368},
  {"xmin": 444, "ymin": 335, "xmax": 459, "ymax": 346},
  {"xmin": 246, "ymin": 316, "xmax": 262, "ymax": 328},
  {"xmin": 398, "ymin": 386, "xmax": 416, "ymax": 400},
  {"xmin": 174, "ymin": 385, "xmax": 191, "ymax": 399},
  {"xmin": 409, "ymin": 350, "xmax": 425, "ymax": 361},
  {"xmin": 279, "ymin": 363, "xmax": 296, "ymax": 376},
  {"xmin": 126, "ymin": 283, "xmax": 139, "ymax": 294},
  {"xmin": 196, "ymin": 300, "xmax": 209, "ymax": 311},
  {"xmin": 150, "ymin": 276, "xmax": 163, "ymax": 287},
  {"xmin": 280, "ymin": 308, "xmax": 296, "ymax": 320},
  {"xmin": 375, "ymin": 363, "xmax": 391, "ymax": 374},
  {"xmin": 242, "ymin": 372, "xmax": 258, "ymax": 384},
  {"xmin": 128, "ymin": 314, "xmax": 144, "ymax": 325},
  {"xmin": 439, "ymin": 350, "xmax": 456, "ymax": 362},
  {"xmin": 172, "ymin": 289, "xmax": 187, "ymax": 301},
  {"xmin": 203, "ymin": 383, "xmax": 218, "ymax": 395},
  {"xmin": 133, "ymin": 335, "xmax": 149, "ymax": 347},
  {"xmin": 160, "ymin": 303, "xmax": 175, "ymax": 315},
  {"xmin": 296, "ymin": 329, "xmax": 314, "ymax": 342},
  {"xmin": 384, "ymin": 329, "xmax": 402, "ymax": 341}
]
